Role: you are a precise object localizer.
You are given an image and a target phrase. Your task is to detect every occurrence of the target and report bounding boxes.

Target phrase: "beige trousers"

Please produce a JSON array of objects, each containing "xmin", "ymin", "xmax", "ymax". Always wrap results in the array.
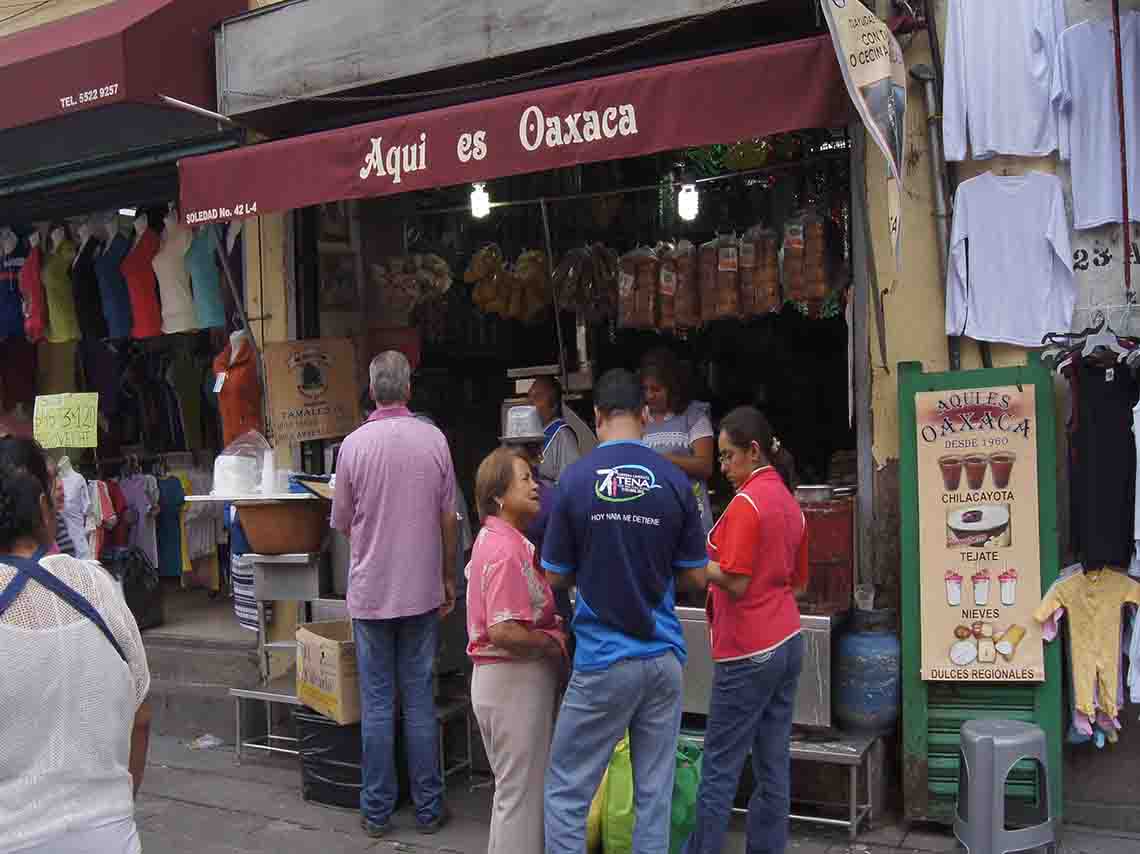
[{"xmin": 471, "ymin": 659, "xmax": 559, "ymax": 854}]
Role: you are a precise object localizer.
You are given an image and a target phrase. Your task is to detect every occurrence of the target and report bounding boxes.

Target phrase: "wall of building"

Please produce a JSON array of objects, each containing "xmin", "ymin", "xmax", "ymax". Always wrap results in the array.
[{"xmin": 0, "ymin": 0, "xmax": 115, "ymax": 37}]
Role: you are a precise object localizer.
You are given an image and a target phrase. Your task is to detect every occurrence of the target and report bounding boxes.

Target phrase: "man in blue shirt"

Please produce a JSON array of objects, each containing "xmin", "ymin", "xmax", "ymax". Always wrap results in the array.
[{"xmin": 542, "ymin": 369, "xmax": 708, "ymax": 854}]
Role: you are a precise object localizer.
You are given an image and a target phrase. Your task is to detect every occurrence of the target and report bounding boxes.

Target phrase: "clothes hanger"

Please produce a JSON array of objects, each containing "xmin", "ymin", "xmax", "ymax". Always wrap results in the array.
[{"xmin": 1080, "ymin": 310, "xmax": 1128, "ymax": 358}]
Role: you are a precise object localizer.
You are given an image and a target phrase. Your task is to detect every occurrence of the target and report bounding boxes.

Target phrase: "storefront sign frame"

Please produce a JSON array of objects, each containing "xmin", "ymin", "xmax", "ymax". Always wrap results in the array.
[
  {"xmin": 898, "ymin": 358, "xmax": 1062, "ymax": 824},
  {"xmin": 264, "ymin": 338, "xmax": 361, "ymax": 444}
]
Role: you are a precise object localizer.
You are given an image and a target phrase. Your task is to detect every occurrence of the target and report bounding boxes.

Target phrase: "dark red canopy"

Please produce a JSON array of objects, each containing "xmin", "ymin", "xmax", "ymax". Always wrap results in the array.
[
  {"xmin": 178, "ymin": 35, "xmax": 852, "ymax": 225},
  {"xmin": 0, "ymin": 0, "xmax": 245, "ymax": 132}
]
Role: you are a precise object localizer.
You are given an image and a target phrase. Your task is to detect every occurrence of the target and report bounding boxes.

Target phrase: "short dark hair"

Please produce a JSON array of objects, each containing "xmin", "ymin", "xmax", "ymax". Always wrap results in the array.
[
  {"xmin": 594, "ymin": 369, "xmax": 643, "ymax": 416},
  {"xmin": 531, "ymin": 376, "xmax": 562, "ymax": 409},
  {"xmin": 0, "ymin": 438, "xmax": 53, "ymax": 550}
]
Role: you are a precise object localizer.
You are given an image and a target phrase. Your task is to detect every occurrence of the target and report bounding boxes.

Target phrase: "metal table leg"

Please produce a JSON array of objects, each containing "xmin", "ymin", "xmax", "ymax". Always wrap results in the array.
[
  {"xmin": 849, "ymin": 764, "xmax": 858, "ymax": 841},
  {"xmin": 235, "ymin": 696, "xmax": 243, "ymax": 765}
]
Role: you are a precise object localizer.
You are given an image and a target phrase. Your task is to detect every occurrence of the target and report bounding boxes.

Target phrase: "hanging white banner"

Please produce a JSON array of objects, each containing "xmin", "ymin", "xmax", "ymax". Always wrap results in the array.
[{"xmin": 821, "ymin": 0, "xmax": 908, "ymax": 264}]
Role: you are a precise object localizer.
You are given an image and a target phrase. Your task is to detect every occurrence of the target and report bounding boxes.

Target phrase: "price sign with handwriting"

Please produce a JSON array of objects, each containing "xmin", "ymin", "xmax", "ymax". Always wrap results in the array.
[{"xmin": 33, "ymin": 394, "xmax": 99, "ymax": 449}]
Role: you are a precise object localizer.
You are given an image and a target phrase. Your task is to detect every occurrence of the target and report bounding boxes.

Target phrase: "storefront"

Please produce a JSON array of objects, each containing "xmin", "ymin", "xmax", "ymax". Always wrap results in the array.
[
  {"xmin": 0, "ymin": 0, "xmax": 248, "ymax": 647},
  {"xmin": 172, "ymin": 2, "xmax": 893, "ymax": 815}
]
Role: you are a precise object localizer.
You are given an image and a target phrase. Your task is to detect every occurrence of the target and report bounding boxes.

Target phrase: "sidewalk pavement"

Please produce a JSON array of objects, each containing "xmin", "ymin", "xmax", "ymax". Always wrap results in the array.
[{"xmin": 138, "ymin": 735, "xmax": 1140, "ymax": 853}]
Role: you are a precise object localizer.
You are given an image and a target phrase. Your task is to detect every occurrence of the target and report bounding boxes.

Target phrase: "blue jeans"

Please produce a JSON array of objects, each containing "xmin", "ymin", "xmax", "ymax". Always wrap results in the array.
[
  {"xmin": 544, "ymin": 654, "xmax": 683, "ymax": 854},
  {"xmin": 684, "ymin": 633, "xmax": 805, "ymax": 854},
  {"xmin": 353, "ymin": 611, "xmax": 442, "ymax": 826}
]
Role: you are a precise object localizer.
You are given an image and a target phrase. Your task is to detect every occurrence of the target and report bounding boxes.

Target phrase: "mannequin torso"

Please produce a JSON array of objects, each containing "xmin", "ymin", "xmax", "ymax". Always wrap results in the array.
[{"xmin": 153, "ymin": 211, "xmax": 196, "ymax": 334}]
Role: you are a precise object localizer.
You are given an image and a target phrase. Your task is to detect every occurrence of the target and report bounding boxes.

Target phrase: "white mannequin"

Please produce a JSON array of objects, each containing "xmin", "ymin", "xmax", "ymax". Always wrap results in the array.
[
  {"xmin": 226, "ymin": 220, "xmax": 242, "ymax": 255},
  {"xmin": 0, "ymin": 228, "xmax": 16, "ymax": 256},
  {"xmin": 49, "ymin": 226, "xmax": 66, "ymax": 253},
  {"xmin": 133, "ymin": 214, "xmax": 148, "ymax": 247},
  {"xmin": 73, "ymin": 222, "xmax": 93, "ymax": 269},
  {"xmin": 153, "ymin": 207, "xmax": 196, "ymax": 334},
  {"xmin": 27, "ymin": 231, "xmax": 40, "ymax": 250},
  {"xmin": 58, "ymin": 455, "xmax": 73, "ymax": 476},
  {"xmin": 229, "ymin": 328, "xmax": 251, "ymax": 367}
]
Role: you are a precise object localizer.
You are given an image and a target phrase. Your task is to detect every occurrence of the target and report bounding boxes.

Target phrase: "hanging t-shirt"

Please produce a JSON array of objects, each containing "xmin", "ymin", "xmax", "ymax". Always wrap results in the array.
[
  {"xmin": 0, "ymin": 243, "xmax": 26, "ymax": 341},
  {"xmin": 72, "ymin": 238, "xmax": 109, "ymax": 341},
  {"xmin": 541, "ymin": 440, "xmax": 707, "ymax": 672},
  {"xmin": 42, "ymin": 240, "xmax": 80, "ymax": 344},
  {"xmin": 186, "ymin": 225, "xmax": 226, "ymax": 329},
  {"xmin": 18, "ymin": 246, "xmax": 46, "ymax": 343},
  {"xmin": 943, "ymin": 0, "xmax": 1067, "ymax": 161},
  {"xmin": 1068, "ymin": 360, "xmax": 1138, "ymax": 568},
  {"xmin": 94, "ymin": 233, "xmax": 133, "ymax": 340},
  {"xmin": 120, "ymin": 474, "xmax": 159, "ymax": 570},
  {"xmin": 58, "ymin": 465, "xmax": 91, "ymax": 561},
  {"xmin": 1053, "ymin": 12, "xmax": 1140, "ymax": 229},
  {"xmin": 156, "ymin": 476, "xmax": 187, "ymax": 578},
  {"xmin": 121, "ymin": 230, "xmax": 162, "ymax": 339},
  {"xmin": 153, "ymin": 223, "xmax": 196, "ymax": 334},
  {"xmin": 946, "ymin": 172, "xmax": 1074, "ymax": 346},
  {"xmin": 106, "ymin": 480, "xmax": 130, "ymax": 551}
]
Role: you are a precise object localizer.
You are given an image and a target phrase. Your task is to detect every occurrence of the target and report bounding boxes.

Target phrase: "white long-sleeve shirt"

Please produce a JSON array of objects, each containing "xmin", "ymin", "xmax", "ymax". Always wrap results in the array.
[
  {"xmin": 946, "ymin": 172, "xmax": 1074, "ymax": 346},
  {"xmin": 1053, "ymin": 12, "xmax": 1140, "ymax": 230},
  {"xmin": 943, "ymin": 0, "xmax": 1067, "ymax": 161}
]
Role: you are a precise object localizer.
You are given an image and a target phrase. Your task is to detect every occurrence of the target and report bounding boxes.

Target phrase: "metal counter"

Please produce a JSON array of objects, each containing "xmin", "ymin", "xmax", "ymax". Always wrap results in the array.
[{"xmin": 678, "ymin": 607, "xmax": 843, "ymax": 729}]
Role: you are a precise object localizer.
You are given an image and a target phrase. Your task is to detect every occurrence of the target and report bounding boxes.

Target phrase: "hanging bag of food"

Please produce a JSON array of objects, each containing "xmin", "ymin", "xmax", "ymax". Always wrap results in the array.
[
  {"xmin": 697, "ymin": 238, "xmax": 717, "ymax": 323},
  {"xmin": 802, "ymin": 211, "xmax": 829, "ymax": 301},
  {"xmin": 618, "ymin": 247, "xmax": 658, "ymax": 329},
  {"xmin": 714, "ymin": 233, "xmax": 741, "ymax": 320},
  {"xmin": 741, "ymin": 225, "xmax": 782, "ymax": 316},
  {"xmin": 656, "ymin": 241, "xmax": 677, "ymax": 331},
  {"xmin": 671, "ymin": 241, "xmax": 700, "ymax": 329},
  {"xmin": 781, "ymin": 216, "xmax": 807, "ymax": 303}
]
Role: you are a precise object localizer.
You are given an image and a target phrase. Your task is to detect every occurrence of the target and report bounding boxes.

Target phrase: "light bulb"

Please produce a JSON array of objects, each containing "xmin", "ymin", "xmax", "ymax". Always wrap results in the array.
[
  {"xmin": 470, "ymin": 183, "xmax": 490, "ymax": 219},
  {"xmin": 118, "ymin": 207, "xmax": 137, "ymax": 218},
  {"xmin": 678, "ymin": 183, "xmax": 699, "ymax": 222}
]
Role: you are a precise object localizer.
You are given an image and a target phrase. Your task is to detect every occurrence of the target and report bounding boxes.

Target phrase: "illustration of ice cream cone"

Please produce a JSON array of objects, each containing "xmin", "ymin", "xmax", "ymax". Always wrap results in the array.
[
  {"xmin": 996, "ymin": 625, "xmax": 1025, "ymax": 661},
  {"xmin": 945, "ymin": 570, "xmax": 963, "ymax": 606},
  {"xmin": 972, "ymin": 569, "xmax": 991, "ymax": 606},
  {"xmin": 999, "ymin": 568, "xmax": 1018, "ymax": 606}
]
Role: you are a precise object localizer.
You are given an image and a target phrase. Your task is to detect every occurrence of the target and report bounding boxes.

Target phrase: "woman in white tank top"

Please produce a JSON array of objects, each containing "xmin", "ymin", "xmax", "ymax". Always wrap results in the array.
[{"xmin": 0, "ymin": 438, "xmax": 152, "ymax": 854}]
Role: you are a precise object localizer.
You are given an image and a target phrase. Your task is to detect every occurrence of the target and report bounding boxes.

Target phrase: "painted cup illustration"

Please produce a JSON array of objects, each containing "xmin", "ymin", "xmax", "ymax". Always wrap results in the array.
[
  {"xmin": 939, "ymin": 455, "xmax": 964, "ymax": 491},
  {"xmin": 990, "ymin": 452, "xmax": 1016, "ymax": 489},
  {"xmin": 972, "ymin": 569, "xmax": 991, "ymax": 606},
  {"xmin": 999, "ymin": 568, "xmax": 1018, "ymax": 606},
  {"xmin": 945, "ymin": 570, "xmax": 963, "ymax": 606},
  {"xmin": 963, "ymin": 454, "xmax": 989, "ymax": 490}
]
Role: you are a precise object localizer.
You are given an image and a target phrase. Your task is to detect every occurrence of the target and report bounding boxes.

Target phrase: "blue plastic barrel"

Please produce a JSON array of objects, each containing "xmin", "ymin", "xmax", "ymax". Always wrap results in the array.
[{"xmin": 834, "ymin": 608, "xmax": 901, "ymax": 734}]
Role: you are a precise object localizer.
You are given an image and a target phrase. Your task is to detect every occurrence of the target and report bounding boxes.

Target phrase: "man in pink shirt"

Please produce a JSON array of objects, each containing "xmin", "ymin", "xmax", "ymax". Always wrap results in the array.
[{"xmin": 331, "ymin": 351, "xmax": 458, "ymax": 839}]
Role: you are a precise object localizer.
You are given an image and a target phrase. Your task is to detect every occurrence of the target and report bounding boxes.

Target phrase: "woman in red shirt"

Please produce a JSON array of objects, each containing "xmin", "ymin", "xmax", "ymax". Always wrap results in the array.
[{"xmin": 683, "ymin": 406, "xmax": 807, "ymax": 854}]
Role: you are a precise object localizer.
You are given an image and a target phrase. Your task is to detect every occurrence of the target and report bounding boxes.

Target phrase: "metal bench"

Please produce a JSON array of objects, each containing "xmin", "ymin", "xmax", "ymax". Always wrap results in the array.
[
  {"xmin": 231, "ymin": 675, "xmax": 303, "ymax": 762},
  {"xmin": 680, "ymin": 731, "xmax": 879, "ymax": 841}
]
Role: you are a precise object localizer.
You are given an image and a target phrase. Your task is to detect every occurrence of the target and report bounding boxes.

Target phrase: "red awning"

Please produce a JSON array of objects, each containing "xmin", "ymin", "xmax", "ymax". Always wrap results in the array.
[
  {"xmin": 0, "ymin": 0, "xmax": 245, "ymax": 132},
  {"xmin": 178, "ymin": 35, "xmax": 852, "ymax": 225}
]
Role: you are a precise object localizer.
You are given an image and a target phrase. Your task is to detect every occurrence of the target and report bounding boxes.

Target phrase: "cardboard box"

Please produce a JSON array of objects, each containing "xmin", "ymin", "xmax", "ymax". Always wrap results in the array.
[{"xmin": 297, "ymin": 620, "xmax": 360, "ymax": 725}]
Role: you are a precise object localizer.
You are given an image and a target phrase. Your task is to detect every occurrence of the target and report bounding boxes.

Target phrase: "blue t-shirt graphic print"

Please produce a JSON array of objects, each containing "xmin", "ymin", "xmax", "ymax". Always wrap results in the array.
[{"xmin": 541, "ymin": 440, "xmax": 707, "ymax": 671}]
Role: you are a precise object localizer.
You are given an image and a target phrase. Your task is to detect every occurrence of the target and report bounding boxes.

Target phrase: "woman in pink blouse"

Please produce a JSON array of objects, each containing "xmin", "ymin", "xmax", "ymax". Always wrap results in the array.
[{"xmin": 466, "ymin": 447, "xmax": 567, "ymax": 854}]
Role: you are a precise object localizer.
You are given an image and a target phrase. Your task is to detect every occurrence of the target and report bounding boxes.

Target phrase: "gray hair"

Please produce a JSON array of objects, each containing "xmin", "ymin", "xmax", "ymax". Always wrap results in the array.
[{"xmin": 369, "ymin": 351, "xmax": 412, "ymax": 404}]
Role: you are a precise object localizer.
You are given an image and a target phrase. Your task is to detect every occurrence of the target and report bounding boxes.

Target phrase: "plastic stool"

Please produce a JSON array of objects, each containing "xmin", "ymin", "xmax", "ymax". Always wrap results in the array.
[{"xmin": 954, "ymin": 720, "xmax": 1057, "ymax": 854}]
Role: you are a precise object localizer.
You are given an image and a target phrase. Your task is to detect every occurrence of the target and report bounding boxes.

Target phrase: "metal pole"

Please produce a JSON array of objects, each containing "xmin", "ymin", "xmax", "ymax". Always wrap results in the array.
[
  {"xmin": 912, "ymin": 64, "xmax": 961, "ymax": 371},
  {"xmin": 1111, "ymin": 0, "xmax": 1133, "ymax": 298},
  {"xmin": 539, "ymin": 199, "xmax": 568, "ymax": 388}
]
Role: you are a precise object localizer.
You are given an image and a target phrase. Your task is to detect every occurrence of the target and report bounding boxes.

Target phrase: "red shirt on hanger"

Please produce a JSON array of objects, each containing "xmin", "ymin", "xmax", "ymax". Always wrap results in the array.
[
  {"xmin": 212, "ymin": 336, "xmax": 264, "ymax": 447},
  {"xmin": 122, "ymin": 229, "xmax": 162, "ymax": 339}
]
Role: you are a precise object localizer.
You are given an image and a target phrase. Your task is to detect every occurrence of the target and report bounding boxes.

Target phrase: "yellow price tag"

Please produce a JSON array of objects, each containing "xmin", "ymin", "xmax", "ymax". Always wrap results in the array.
[{"xmin": 33, "ymin": 393, "xmax": 99, "ymax": 449}]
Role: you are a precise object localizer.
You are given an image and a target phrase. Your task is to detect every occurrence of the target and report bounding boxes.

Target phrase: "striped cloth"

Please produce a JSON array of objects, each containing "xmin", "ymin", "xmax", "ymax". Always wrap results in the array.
[{"xmin": 55, "ymin": 511, "xmax": 76, "ymax": 557}]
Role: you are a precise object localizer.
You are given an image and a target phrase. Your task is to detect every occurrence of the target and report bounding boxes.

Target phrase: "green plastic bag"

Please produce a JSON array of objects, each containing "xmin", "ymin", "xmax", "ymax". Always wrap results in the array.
[
  {"xmin": 670, "ymin": 740, "xmax": 704, "ymax": 854},
  {"xmin": 587, "ymin": 767, "xmax": 609, "ymax": 853},
  {"xmin": 602, "ymin": 735, "xmax": 635, "ymax": 854}
]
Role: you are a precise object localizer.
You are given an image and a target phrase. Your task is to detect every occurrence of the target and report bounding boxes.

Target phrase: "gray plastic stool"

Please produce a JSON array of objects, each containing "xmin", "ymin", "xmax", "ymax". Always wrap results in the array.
[{"xmin": 954, "ymin": 720, "xmax": 1057, "ymax": 854}]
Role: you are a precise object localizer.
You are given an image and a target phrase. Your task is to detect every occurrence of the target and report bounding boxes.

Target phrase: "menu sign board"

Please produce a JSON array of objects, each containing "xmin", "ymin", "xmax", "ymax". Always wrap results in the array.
[
  {"xmin": 916, "ymin": 385, "xmax": 1044, "ymax": 682},
  {"xmin": 265, "ymin": 338, "xmax": 361, "ymax": 443}
]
